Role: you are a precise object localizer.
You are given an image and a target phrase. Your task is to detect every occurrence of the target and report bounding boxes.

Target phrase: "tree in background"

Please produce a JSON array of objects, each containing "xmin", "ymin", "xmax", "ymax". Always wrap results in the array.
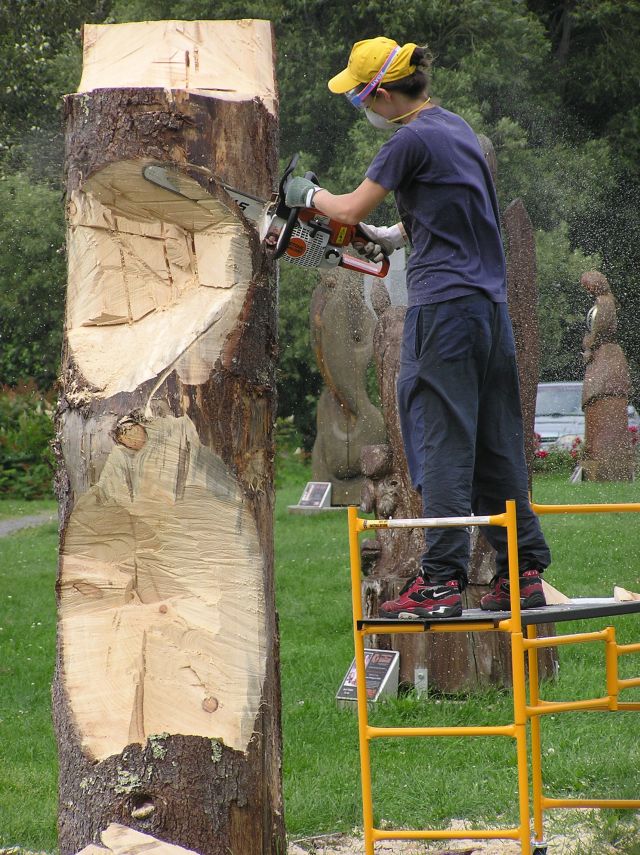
[
  {"xmin": 0, "ymin": 174, "xmax": 66, "ymax": 388},
  {"xmin": 0, "ymin": 1, "xmax": 109, "ymax": 389},
  {"xmin": 0, "ymin": 0, "xmax": 639, "ymax": 446}
]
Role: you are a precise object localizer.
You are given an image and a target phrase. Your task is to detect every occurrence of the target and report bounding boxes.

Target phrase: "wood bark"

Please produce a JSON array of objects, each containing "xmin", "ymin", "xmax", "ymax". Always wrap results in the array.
[{"xmin": 54, "ymin": 21, "xmax": 283, "ymax": 855}]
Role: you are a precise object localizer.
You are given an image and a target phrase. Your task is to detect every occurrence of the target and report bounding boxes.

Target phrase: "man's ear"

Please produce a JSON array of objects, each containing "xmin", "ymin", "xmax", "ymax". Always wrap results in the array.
[{"xmin": 376, "ymin": 87, "xmax": 393, "ymax": 102}]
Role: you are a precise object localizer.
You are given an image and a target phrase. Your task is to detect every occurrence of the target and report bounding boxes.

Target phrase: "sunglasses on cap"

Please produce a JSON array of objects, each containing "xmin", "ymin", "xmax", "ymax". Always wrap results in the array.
[{"xmin": 344, "ymin": 46, "xmax": 400, "ymax": 110}]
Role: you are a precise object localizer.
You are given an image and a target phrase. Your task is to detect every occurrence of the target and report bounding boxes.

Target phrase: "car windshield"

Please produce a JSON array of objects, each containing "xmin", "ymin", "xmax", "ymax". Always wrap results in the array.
[{"xmin": 536, "ymin": 386, "xmax": 583, "ymax": 417}]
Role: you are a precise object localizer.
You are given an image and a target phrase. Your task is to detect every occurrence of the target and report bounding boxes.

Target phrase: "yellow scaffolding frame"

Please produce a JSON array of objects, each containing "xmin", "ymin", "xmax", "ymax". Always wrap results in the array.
[{"xmin": 347, "ymin": 500, "xmax": 640, "ymax": 855}]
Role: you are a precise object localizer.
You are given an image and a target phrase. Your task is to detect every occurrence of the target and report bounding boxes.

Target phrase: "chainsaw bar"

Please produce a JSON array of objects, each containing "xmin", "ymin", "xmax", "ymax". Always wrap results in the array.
[
  {"xmin": 141, "ymin": 160, "xmax": 391, "ymax": 279},
  {"xmin": 142, "ymin": 164, "xmax": 269, "ymax": 224}
]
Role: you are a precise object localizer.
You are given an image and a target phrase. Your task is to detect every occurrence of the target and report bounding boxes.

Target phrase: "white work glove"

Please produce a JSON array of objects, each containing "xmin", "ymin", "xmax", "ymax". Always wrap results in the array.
[{"xmin": 356, "ymin": 222, "xmax": 407, "ymax": 263}]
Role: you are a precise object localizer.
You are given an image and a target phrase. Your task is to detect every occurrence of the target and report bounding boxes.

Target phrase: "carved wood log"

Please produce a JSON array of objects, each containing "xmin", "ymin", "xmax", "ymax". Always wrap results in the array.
[
  {"xmin": 311, "ymin": 267, "xmax": 386, "ymax": 504},
  {"xmin": 581, "ymin": 271, "xmax": 633, "ymax": 481},
  {"xmin": 54, "ymin": 21, "xmax": 283, "ymax": 855}
]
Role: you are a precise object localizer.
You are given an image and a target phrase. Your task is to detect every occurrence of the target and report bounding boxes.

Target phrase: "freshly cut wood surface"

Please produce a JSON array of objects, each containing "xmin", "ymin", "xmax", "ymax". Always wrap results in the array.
[
  {"xmin": 66, "ymin": 162, "xmax": 253, "ymax": 397},
  {"xmin": 76, "ymin": 823, "xmax": 201, "ymax": 854},
  {"xmin": 614, "ymin": 585, "xmax": 640, "ymax": 601},
  {"xmin": 543, "ymin": 580, "xmax": 571, "ymax": 605},
  {"xmin": 79, "ymin": 20, "xmax": 276, "ymax": 115},
  {"xmin": 60, "ymin": 415, "xmax": 265, "ymax": 761}
]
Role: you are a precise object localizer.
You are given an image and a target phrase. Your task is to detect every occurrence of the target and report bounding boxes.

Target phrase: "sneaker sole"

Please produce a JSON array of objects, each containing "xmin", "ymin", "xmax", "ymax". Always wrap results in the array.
[
  {"xmin": 378, "ymin": 610, "xmax": 404, "ymax": 620},
  {"xmin": 522, "ymin": 593, "xmax": 547, "ymax": 609},
  {"xmin": 481, "ymin": 593, "xmax": 547, "ymax": 612},
  {"xmin": 379, "ymin": 604, "xmax": 463, "ymax": 620},
  {"xmin": 400, "ymin": 604, "xmax": 463, "ymax": 619}
]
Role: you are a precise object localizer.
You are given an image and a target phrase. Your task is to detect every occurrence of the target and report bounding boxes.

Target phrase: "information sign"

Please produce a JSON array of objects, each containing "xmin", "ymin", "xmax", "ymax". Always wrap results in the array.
[
  {"xmin": 288, "ymin": 481, "xmax": 336, "ymax": 514},
  {"xmin": 299, "ymin": 481, "xmax": 331, "ymax": 507},
  {"xmin": 336, "ymin": 649, "xmax": 399, "ymax": 708}
]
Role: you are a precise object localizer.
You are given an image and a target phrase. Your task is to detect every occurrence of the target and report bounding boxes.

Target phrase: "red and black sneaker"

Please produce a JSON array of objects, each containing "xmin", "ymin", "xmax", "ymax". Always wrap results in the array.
[
  {"xmin": 480, "ymin": 569, "xmax": 547, "ymax": 611},
  {"xmin": 379, "ymin": 576, "xmax": 462, "ymax": 619}
]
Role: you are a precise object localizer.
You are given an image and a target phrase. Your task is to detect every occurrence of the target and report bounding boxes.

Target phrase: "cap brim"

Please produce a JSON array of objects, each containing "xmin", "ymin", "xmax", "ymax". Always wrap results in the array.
[{"xmin": 328, "ymin": 66, "xmax": 361, "ymax": 94}]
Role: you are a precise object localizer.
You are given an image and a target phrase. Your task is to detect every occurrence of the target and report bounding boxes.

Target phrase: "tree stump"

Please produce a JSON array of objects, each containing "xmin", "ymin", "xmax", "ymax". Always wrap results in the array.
[{"xmin": 54, "ymin": 21, "xmax": 283, "ymax": 855}]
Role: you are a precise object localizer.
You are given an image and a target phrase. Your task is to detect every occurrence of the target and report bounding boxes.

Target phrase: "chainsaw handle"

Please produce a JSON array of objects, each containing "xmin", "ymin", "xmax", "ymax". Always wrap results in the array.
[
  {"xmin": 340, "ymin": 252, "xmax": 390, "ymax": 279},
  {"xmin": 273, "ymin": 206, "xmax": 299, "ymax": 260},
  {"xmin": 272, "ymin": 154, "xmax": 308, "ymax": 260}
]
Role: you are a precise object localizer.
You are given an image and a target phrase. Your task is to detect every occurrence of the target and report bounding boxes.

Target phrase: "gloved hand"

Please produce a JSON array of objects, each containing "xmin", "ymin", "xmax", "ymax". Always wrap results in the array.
[
  {"xmin": 355, "ymin": 222, "xmax": 406, "ymax": 263},
  {"xmin": 285, "ymin": 177, "xmax": 321, "ymax": 209}
]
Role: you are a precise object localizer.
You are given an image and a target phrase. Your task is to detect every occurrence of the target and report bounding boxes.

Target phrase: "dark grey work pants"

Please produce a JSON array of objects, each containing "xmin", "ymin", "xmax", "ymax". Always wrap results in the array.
[{"xmin": 397, "ymin": 293, "xmax": 551, "ymax": 587}]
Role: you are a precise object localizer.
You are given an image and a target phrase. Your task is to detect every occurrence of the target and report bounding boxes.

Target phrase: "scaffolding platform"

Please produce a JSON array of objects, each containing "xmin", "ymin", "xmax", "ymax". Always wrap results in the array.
[
  {"xmin": 346, "ymin": 500, "xmax": 640, "ymax": 855},
  {"xmin": 359, "ymin": 599, "xmax": 640, "ymax": 630}
]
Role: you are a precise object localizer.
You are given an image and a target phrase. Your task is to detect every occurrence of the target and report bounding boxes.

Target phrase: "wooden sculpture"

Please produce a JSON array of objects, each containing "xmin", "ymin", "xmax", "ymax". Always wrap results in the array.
[{"xmin": 55, "ymin": 20, "xmax": 283, "ymax": 854}]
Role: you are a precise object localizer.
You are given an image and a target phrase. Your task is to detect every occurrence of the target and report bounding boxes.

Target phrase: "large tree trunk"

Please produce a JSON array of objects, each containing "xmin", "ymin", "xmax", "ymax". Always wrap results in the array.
[{"xmin": 54, "ymin": 21, "xmax": 283, "ymax": 855}]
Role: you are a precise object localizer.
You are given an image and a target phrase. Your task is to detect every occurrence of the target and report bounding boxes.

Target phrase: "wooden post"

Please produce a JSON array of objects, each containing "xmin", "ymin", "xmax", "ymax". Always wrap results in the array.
[
  {"xmin": 311, "ymin": 266, "xmax": 386, "ymax": 504},
  {"xmin": 54, "ymin": 21, "xmax": 283, "ymax": 854}
]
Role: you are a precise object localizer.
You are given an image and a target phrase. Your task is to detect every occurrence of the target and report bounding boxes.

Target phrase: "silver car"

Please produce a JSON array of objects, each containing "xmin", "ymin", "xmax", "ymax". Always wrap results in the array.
[{"xmin": 535, "ymin": 381, "xmax": 640, "ymax": 450}]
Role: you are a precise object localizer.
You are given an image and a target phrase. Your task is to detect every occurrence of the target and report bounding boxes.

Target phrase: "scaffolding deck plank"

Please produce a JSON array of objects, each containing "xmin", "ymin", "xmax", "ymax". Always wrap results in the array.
[{"xmin": 358, "ymin": 600, "xmax": 640, "ymax": 630}]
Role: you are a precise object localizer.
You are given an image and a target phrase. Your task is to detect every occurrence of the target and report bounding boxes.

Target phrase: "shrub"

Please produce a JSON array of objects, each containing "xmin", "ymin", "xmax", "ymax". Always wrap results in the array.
[
  {"xmin": 533, "ymin": 429, "xmax": 640, "ymax": 475},
  {"xmin": 0, "ymin": 386, "xmax": 55, "ymax": 499},
  {"xmin": 532, "ymin": 432, "xmax": 582, "ymax": 474}
]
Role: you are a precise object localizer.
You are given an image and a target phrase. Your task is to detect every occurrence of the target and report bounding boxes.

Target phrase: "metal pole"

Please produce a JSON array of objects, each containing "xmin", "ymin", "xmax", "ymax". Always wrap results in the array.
[
  {"xmin": 527, "ymin": 623, "xmax": 545, "ymax": 846},
  {"xmin": 506, "ymin": 500, "xmax": 532, "ymax": 855},
  {"xmin": 348, "ymin": 506, "xmax": 375, "ymax": 855}
]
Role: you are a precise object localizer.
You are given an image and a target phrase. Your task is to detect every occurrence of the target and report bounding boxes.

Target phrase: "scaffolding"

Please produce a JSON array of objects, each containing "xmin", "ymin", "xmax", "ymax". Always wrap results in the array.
[{"xmin": 347, "ymin": 500, "xmax": 640, "ymax": 855}]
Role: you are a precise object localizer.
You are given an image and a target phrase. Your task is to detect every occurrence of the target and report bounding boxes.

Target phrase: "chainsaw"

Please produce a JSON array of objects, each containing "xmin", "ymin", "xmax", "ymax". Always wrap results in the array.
[
  {"xmin": 257, "ymin": 154, "xmax": 390, "ymax": 277},
  {"xmin": 142, "ymin": 154, "xmax": 390, "ymax": 278}
]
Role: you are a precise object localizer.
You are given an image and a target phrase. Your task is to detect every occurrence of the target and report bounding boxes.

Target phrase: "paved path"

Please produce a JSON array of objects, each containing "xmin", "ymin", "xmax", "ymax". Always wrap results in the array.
[{"xmin": 0, "ymin": 513, "xmax": 56, "ymax": 538}]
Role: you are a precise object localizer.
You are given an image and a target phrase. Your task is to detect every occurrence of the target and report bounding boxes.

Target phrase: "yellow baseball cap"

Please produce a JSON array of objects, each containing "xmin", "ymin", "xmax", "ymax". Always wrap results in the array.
[{"xmin": 328, "ymin": 37, "xmax": 418, "ymax": 94}]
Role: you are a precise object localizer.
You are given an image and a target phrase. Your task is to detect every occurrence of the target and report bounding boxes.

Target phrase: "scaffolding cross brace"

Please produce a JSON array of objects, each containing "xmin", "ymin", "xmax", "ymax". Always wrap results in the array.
[{"xmin": 347, "ymin": 499, "xmax": 640, "ymax": 855}]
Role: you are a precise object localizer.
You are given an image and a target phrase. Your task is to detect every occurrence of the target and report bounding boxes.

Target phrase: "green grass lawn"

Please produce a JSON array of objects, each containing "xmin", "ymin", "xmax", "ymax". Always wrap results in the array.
[
  {"xmin": 0, "ymin": 519, "xmax": 58, "ymax": 849},
  {"xmin": 0, "ymin": 498, "xmax": 57, "ymax": 520},
  {"xmin": 1, "ymin": 470, "xmax": 640, "ymax": 851}
]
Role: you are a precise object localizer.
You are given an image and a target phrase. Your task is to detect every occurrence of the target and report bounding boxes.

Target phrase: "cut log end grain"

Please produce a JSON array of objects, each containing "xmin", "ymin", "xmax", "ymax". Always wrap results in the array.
[{"xmin": 79, "ymin": 20, "xmax": 277, "ymax": 116}]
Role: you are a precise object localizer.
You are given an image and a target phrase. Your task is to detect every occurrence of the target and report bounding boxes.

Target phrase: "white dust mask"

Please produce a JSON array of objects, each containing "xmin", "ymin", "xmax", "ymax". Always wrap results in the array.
[
  {"xmin": 365, "ymin": 107, "xmax": 395, "ymax": 133},
  {"xmin": 365, "ymin": 96, "xmax": 432, "ymax": 132}
]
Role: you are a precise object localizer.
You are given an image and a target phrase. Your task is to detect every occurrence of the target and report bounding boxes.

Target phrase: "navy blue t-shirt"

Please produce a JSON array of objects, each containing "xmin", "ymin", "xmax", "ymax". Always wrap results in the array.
[{"xmin": 365, "ymin": 107, "xmax": 506, "ymax": 306}]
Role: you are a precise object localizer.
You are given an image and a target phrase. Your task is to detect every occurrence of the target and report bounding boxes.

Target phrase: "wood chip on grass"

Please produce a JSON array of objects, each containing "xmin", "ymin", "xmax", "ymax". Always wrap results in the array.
[{"xmin": 287, "ymin": 814, "xmax": 603, "ymax": 854}]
